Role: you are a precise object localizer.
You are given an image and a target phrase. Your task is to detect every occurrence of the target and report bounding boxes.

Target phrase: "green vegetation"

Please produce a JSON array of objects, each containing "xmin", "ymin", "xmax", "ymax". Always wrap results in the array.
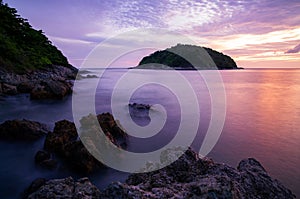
[
  {"xmin": 138, "ymin": 44, "xmax": 238, "ymax": 70},
  {"xmin": 0, "ymin": 1, "xmax": 69, "ymax": 73}
]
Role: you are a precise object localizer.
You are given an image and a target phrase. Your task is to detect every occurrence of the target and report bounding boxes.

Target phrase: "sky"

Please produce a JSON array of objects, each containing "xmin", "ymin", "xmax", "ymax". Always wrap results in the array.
[{"xmin": 3, "ymin": 0, "xmax": 300, "ymax": 68}]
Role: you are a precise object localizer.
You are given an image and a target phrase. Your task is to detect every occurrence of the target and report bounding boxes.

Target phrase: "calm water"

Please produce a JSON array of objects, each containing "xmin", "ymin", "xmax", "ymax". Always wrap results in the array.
[{"xmin": 0, "ymin": 68, "xmax": 299, "ymax": 198}]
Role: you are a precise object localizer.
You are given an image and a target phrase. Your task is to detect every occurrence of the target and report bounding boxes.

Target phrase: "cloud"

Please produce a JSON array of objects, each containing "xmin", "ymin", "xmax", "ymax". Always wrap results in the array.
[
  {"xmin": 49, "ymin": 36, "xmax": 96, "ymax": 45},
  {"xmin": 286, "ymin": 44, "xmax": 300, "ymax": 53}
]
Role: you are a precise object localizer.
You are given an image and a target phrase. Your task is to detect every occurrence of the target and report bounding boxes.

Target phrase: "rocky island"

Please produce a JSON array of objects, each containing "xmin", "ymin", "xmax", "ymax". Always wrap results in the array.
[
  {"xmin": 0, "ymin": 1, "xmax": 77, "ymax": 99},
  {"xmin": 134, "ymin": 44, "xmax": 241, "ymax": 70}
]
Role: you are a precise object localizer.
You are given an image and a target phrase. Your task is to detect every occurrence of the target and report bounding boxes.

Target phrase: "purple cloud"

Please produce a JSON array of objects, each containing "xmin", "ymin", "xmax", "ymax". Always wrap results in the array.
[{"xmin": 286, "ymin": 44, "xmax": 300, "ymax": 54}]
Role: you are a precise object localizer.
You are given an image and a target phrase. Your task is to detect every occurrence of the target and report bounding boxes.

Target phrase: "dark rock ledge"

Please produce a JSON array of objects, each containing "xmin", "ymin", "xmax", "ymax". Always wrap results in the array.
[
  {"xmin": 24, "ymin": 148, "xmax": 295, "ymax": 199},
  {"xmin": 0, "ymin": 65, "xmax": 78, "ymax": 99}
]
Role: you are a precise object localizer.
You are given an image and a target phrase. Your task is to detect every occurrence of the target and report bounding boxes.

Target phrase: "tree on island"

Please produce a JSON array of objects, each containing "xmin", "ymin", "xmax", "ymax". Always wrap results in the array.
[{"xmin": 137, "ymin": 44, "xmax": 239, "ymax": 70}]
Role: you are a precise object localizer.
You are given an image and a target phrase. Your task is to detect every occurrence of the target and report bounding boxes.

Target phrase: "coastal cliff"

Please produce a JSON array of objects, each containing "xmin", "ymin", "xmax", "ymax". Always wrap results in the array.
[
  {"xmin": 135, "ymin": 44, "xmax": 239, "ymax": 70},
  {"xmin": 0, "ymin": 1, "xmax": 77, "ymax": 99}
]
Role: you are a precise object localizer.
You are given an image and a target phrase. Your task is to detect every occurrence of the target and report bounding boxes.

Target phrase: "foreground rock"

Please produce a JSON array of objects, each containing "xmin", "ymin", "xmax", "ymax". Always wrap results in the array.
[
  {"xmin": 100, "ymin": 148, "xmax": 295, "ymax": 198},
  {"xmin": 40, "ymin": 113, "xmax": 127, "ymax": 173},
  {"xmin": 23, "ymin": 177, "xmax": 101, "ymax": 199},
  {"xmin": 0, "ymin": 119, "xmax": 48, "ymax": 141},
  {"xmin": 27, "ymin": 148, "xmax": 295, "ymax": 198},
  {"xmin": 0, "ymin": 65, "xmax": 77, "ymax": 99}
]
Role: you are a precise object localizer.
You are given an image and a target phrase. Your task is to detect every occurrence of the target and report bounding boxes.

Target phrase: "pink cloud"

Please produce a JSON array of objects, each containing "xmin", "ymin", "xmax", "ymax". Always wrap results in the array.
[{"xmin": 286, "ymin": 44, "xmax": 300, "ymax": 53}]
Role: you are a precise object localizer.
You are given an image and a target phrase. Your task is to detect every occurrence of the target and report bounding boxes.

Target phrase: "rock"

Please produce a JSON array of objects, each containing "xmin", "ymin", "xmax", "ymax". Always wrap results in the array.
[
  {"xmin": 30, "ymin": 80, "xmax": 72, "ymax": 100},
  {"xmin": 34, "ymin": 150, "xmax": 57, "ymax": 169},
  {"xmin": 1, "ymin": 83, "xmax": 17, "ymax": 95},
  {"xmin": 0, "ymin": 65, "xmax": 78, "ymax": 100},
  {"xmin": 42, "ymin": 114, "xmax": 127, "ymax": 173},
  {"xmin": 24, "ymin": 148, "xmax": 295, "ymax": 198},
  {"xmin": 99, "ymin": 148, "xmax": 295, "ymax": 199},
  {"xmin": 44, "ymin": 120, "xmax": 78, "ymax": 153},
  {"xmin": 24, "ymin": 177, "xmax": 101, "ymax": 199},
  {"xmin": 0, "ymin": 119, "xmax": 48, "ymax": 141},
  {"xmin": 17, "ymin": 82, "xmax": 34, "ymax": 93},
  {"xmin": 97, "ymin": 113, "xmax": 127, "ymax": 141},
  {"xmin": 35, "ymin": 150, "xmax": 51, "ymax": 163},
  {"xmin": 22, "ymin": 178, "xmax": 46, "ymax": 198},
  {"xmin": 86, "ymin": 74, "xmax": 98, "ymax": 78},
  {"xmin": 80, "ymin": 113, "xmax": 127, "ymax": 147},
  {"xmin": 129, "ymin": 103, "xmax": 151, "ymax": 110},
  {"xmin": 63, "ymin": 140, "xmax": 104, "ymax": 173}
]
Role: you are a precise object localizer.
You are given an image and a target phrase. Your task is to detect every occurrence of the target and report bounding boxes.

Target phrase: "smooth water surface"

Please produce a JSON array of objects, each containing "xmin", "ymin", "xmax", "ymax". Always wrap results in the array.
[{"xmin": 0, "ymin": 68, "xmax": 299, "ymax": 198}]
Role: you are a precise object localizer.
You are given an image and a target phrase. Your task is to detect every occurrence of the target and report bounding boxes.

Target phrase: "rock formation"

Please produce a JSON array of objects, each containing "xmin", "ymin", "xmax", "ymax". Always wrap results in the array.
[
  {"xmin": 25, "ymin": 148, "xmax": 295, "ymax": 198},
  {"xmin": 0, "ymin": 119, "xmax": 49, "ymax": 140}
]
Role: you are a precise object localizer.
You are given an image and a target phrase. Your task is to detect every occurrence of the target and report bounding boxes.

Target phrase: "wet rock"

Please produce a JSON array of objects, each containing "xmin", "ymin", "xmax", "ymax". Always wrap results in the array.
[
  {"xmin": 129, "ymin": 103, "xmax": 151, "ymax": 110},
  {"xmin": 24, "ymin": 177, "xmax": 101, "ymax": 199},
  {"xmin": 25, "ymin": 148, "xmax": 295, "ymax": 198},
  {"xmin": 35, "ymin": 150, "xmax": 51, "ymax": 163},
  {"xmin": 0, "ymin": 65, "xmax": 77, "ymax": 99},
  {"xmin": 63, "ymin": 140, "xmax": 104, "ymax": 173},
  {"xmin": 17, "ymin": 82, "xmax": 34, "ymax": 93},
  {"xmin": 22, "ymin": 178, "xmax": 46, "ymax": 199},
  {"xmin": 128, "ymin": 103, "xmax": 151, "ymax": 120},
  {"xmin": 42, "ymin": 113, "xmax": 127, "ymax": 173},
  {"xmin": 1, "ymin": 83, "xmax": 17, "ymax": 95},
  {"xmin": 80, "ymin": 113, "xmax": 127, "ymax": 147},
  {"xmin": 44, "ymin": 120, "xmax": 78, "ymax": 153},
  {"xmin": 30, "ymin": 80, "xmax": 72, "ymax": 100},
  {"xmin": 0, "ymin": 119, "xmax": 48, "ymax": 141},
  {"xmin": 100, "ymin": 148, "xmax": 295, "ymax": 199}
]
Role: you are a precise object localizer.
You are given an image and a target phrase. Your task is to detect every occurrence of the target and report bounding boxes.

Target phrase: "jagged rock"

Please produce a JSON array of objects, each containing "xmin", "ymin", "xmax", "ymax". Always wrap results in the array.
[
  {"xmin": 63, "ymin": 140, "xmax": 104, "ymax": 173},
  {"xmin": 0, "ymin": 119, "xmax": 48, "ymax": 141},
  {"xmin": 44, "ymin": 120, "xmax": 78, "ymax": 153},
  {"xmin": 41, "ymin": 113, "xmax": 127, "ymax": 173},
  {"xmin": 30, "ymin": 80, "xmax": 72, "ymax": 100},
  {"xmin": 17, "ymin": 82, "xmax": 35, "ymax": 93},
  {"xmin": 128, "ymin": 103, "xmax": 151, "ymax": 119},
  {"xmin": 22, "ymin": 178, "xmax": 46, "ymax": 199},
  {"xmin": 0, "ymin": 65, "xmax": 77, "ymax": 99},
  {"xmin": 99, "ymin": 148, "xmax": 295, "ymax": 199},
  {"xmin": 1, "ymin": 83, "xmax": 17, "ymax": 95},
  {"xmin": 24, "ymin": 177, "xmax": 101, "ymax": 199},
  {"xmin": 129, "ymin": 103, "xmax": 151, "ymax": 110},
  {"xmin": 25, "ymin": 148, "xmax": 295, "ymax": 198}
]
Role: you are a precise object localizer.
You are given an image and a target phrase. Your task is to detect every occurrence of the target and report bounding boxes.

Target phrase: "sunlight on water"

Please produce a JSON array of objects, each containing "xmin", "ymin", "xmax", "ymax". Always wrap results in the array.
[{"xmin": 0, "ymin": 68, "xmax": 299, "ymax": 197}]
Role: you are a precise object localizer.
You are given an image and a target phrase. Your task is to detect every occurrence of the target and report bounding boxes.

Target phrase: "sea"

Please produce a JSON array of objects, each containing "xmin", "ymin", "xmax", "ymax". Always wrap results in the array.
[{"xmin": 0, "ymin": 68, "xmax": 299, "ymax": 198}]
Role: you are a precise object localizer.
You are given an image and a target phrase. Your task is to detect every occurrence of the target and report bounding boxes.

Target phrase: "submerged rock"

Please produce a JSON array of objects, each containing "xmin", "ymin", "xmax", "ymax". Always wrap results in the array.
[{"xmin": 0, "ymin": 119, "xmax": 48, "ymax": 141}]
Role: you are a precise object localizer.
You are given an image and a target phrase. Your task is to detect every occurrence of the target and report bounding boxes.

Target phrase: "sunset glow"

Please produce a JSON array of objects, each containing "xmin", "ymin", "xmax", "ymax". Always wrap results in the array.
[{"xmin": 4, "ymin": 0, "xmax": 300, "ymax": 68}]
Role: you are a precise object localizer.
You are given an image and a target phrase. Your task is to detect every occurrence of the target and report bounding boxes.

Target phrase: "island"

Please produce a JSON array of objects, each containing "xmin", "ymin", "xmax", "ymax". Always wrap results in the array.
[{"xmin": 133, "ymin": 44, "xmax": 242, "ymax": 70}]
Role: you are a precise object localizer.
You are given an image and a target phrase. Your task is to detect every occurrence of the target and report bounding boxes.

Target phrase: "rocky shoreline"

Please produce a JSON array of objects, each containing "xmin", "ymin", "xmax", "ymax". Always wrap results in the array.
[
  {"xmin": 22, "ymin": 148, "xmax": 295, "ymax": 199},
  {"xmin": 0, "ymin": 115, "xmax": 296, "ymax": 198},
  {"xmin": 0, "ymin": 65, "xmax": 78, "ymax": 99}
]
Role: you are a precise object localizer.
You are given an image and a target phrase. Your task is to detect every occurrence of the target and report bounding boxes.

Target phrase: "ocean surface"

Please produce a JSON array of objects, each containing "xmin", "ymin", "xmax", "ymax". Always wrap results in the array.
[{"xmin": 0, "ymin": 68, "xmax": 299, "ymax": 198}]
